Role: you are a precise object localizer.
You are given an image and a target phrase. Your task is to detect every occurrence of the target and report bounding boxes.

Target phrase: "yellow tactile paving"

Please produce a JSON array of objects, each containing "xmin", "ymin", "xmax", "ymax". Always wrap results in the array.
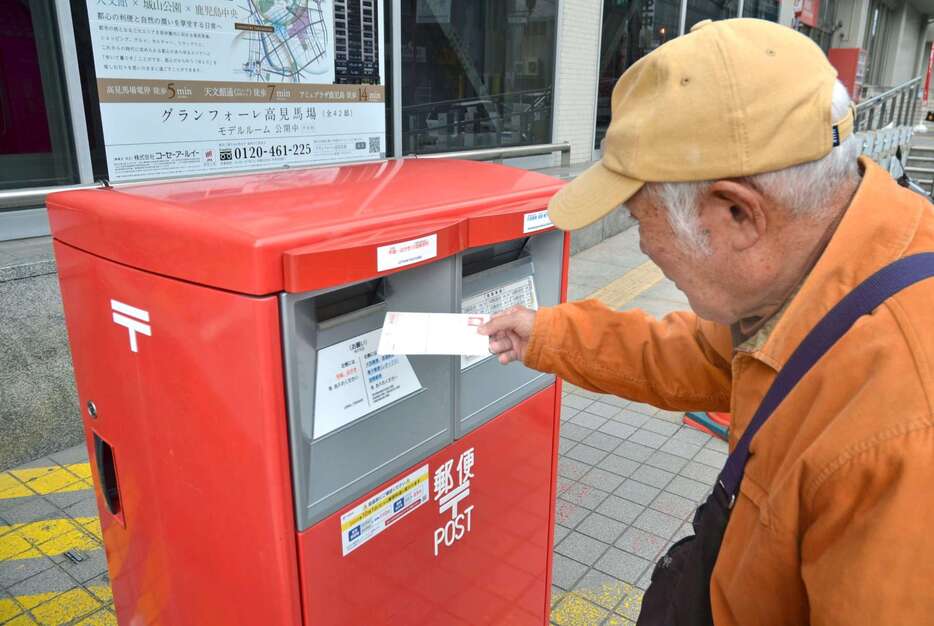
[
  {"xmin": 550, "ymin": 584, "xmax": 644, "ymax": 626},
  {"xmin": 0, "ymin": 585, "xmax": 111, "ymax": 626},
  {"xmin": 1, "ymin": 465, "xmax": 93, "ymax": 500},
  {"xmin": 587, "ymin": 260, "xmax": 665, "ymax": 309},
  {"xmin": 0, "ymin": 517, "xmax": 101, "ymax": 561}
]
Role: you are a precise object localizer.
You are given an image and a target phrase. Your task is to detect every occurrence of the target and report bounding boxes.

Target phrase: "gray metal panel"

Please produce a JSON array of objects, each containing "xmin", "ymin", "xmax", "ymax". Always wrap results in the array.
[
  {"xmin": 281, "ymin": 258, "xmax": 457, "ymax": 530},
  {"xmin": 456, "ymin": 230, "xmax": 563, "ymax": 436}
]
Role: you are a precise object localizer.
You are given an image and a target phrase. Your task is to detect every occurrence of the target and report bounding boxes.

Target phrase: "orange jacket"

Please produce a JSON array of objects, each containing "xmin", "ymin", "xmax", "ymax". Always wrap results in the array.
[{"xmin": 526, "ymin": 159, "xmax": 934, "ymax": 624}]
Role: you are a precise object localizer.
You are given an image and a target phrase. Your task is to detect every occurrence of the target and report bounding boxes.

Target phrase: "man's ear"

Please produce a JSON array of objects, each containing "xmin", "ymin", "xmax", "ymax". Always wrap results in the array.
[{"xmin": 699, "ymin": 180, "xmax": 767, "ymax": 251}]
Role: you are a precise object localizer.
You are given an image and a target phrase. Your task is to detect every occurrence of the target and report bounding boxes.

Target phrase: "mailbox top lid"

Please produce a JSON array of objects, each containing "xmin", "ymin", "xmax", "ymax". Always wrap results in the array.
[{"xmin": 48, "ymin": 159, "xmax": 564, "ymax": 295}]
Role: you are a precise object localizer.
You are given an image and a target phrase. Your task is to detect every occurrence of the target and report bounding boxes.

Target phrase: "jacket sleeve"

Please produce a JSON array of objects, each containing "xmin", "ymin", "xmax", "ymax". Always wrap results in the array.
[
  {"xmin": 523, "ymin": 299, "xmax": 733, "ymax": 411},
  {"xmin": 802, "ymin": 429, "xmax": 934, "ymax": 625}
]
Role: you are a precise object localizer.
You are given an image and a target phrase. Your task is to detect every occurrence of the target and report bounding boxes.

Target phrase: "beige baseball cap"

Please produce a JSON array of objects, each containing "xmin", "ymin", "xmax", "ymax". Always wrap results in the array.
[{"xmin": 548, "ymin": 18, "xmax": 854, "ymax": 231}]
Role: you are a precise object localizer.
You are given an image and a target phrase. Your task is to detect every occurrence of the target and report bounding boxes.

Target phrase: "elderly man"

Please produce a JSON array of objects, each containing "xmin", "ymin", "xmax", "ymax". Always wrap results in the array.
[{"xmin": 482, "ymin": 18, "xmax": 934, "ymax": 626}]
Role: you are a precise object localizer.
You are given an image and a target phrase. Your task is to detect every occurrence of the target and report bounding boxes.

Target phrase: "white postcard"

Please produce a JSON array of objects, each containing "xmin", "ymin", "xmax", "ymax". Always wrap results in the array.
[{"xmin": 377, "ymin": 312, "xmax": 491, "ymax": 356}]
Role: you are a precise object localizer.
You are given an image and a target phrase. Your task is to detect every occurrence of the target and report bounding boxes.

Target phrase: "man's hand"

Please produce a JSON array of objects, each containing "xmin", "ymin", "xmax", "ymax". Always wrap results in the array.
[{"xmin": 479, "ymin": 306, "xmax": 536, "ymax": 365}]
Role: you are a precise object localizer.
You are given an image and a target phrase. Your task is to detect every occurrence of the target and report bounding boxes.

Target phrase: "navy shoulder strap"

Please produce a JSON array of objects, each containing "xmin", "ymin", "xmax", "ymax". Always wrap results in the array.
[{"xmin": 719, "ymin": 253, "xmax": 934, "ymax": 501}]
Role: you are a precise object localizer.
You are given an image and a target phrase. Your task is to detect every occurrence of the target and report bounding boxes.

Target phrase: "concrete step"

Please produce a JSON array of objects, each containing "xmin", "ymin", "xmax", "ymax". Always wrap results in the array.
[
  {"xmin": 905, "ymin": 166, "xmax": 934, "ymax": 175},
  {"xmin": 906, "ymin": 155, "xmax": 934, "ymax": 164}
]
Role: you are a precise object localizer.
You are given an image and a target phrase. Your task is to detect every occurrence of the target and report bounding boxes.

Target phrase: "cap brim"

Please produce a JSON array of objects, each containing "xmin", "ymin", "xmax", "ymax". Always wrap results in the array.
[{"xmin": 548, "ymin": 161, "xmax": 644, "ymax": 231}]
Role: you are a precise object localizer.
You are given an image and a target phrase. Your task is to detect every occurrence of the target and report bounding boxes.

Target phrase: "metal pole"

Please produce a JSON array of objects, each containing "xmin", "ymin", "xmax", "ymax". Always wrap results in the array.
[{"xmin": 679, "ymin": 0, "xmax": 688, "ymax": 35}]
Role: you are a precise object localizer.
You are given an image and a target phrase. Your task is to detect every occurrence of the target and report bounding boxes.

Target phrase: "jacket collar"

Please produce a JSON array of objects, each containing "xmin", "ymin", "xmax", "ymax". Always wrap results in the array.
[{"xmin": 745, "ymin": 157, "xmax": 925, "ymax": 371}]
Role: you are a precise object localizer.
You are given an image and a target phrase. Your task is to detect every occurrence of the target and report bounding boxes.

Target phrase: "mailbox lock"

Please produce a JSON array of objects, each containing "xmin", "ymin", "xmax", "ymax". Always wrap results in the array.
[{"xmin": 87, "ymin": 401, "xmax": 98, "ymax": 419}]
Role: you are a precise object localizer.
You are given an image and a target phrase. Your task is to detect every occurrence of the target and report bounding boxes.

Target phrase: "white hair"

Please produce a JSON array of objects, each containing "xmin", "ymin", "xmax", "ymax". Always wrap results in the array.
[{"xmin": 643, "ymin": 80, "xmax": 862, "ymax": 254}]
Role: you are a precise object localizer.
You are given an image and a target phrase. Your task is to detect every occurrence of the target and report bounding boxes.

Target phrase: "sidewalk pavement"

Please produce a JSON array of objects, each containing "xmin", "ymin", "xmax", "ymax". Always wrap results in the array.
[{"xmin": 0, "ymin": 224, "xmax": 724, "ymax": 626}]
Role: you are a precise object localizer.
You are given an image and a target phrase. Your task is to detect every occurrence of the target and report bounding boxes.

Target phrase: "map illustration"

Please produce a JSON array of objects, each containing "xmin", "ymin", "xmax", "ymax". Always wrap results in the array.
[{"xmin": 240, "ymin": 0, "xmax": 333, "ymax": 83}]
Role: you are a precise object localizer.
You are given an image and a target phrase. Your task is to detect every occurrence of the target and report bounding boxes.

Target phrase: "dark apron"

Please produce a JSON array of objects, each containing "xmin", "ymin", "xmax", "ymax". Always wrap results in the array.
[{"xmin": 636, "ymin": 253, "xmax": 934, "ymax": 626}]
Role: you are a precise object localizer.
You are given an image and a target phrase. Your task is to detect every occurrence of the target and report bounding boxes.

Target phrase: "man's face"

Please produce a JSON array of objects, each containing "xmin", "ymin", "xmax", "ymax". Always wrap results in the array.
[{"xmin": 625, "ymin": 189, "xmax": 741, "ymax": 324}]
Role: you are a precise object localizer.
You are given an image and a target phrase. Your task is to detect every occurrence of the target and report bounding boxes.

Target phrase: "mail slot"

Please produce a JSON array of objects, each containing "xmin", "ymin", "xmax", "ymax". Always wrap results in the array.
[
  {"xmin": 48, "ymin": 159, "xmax": 569, "ymax": 626},
  {"xmin": 457, "ymin": 230, "xmax": 564, "ymax": 436}
]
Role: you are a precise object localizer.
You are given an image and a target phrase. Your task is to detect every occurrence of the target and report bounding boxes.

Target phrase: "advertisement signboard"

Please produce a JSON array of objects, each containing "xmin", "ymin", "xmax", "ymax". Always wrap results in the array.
[{"xmin": 84, "ymin": 0, "xmax": 386, "ymax": 182}]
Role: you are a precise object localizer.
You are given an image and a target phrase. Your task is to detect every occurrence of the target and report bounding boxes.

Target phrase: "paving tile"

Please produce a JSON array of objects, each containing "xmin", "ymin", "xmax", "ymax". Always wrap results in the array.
[
  {"xmin": 653, "ymin": 409, "xmax": 684, "ymax": 423},
  {"xmin": 559, "ymin": 408, "xmax": 579, "ymax": 423},
  {"xmin": 571, "ymin": 412, "xmax": 608, "ymax": 430},
  {"xmin": 558, "ymin": 458, "xmax": 591, "ymax": 482},
  {"xmin": 49, "ymin": 446, "xmax": 89, "ymax": 467},
  {"xmin": 554, "ymin": 500, "xmax": 591, "ymax": 529},
  {"xmin": 659, "ymin": 438, "xmax": 702, "ymax": 459},
  {"xmin": 627, "ymin": 429, "xmax": 667, "ymax": 449},
  {"xmin": 632, "ymin": 508, "xmax": 682, "ymax": 539},
  {"xmin": 560, "ymin": 482, "xmax": 610, "ymax": 510},
  {"xmin": 705, "ymin": 437, "xmax": 730, "ymax": 453},
  {"xmin": 552, "ymin": 593, "xmax": 610, "ymax": 625},
  {"xmin": 558, "ymin": 437, "xmax": 575, "ymax": 455},
  {"xmin": 599, "ymin": 454, "xmax": 640, "ymax": 479},
  {"xmin": 637, "ymin": 569, "xmax": 654, "ymax": 594},
  {"xmin": 613, "ymin": 441, "xmax": 654, "ymax": 463},
  {"xmin": 694, "ymin": 448, "xmax": 728, "ymax": 469},
  {"xmin": 572, "ymin": 569, "xmax": 629, "ymax": 610},
  {"xmin": 604, "ymin": 614, "xmax": 637, "ymax": 626},
  {"xmin": 10, "ymin": 457, "xmax": 57, "ymax": 472},
  {"xmin": 672, "ymin": 427, "xmax": 712, "ymax": 446},
  {"xmin": 60, "ymin": 548, "xmax": 108, "ymax": 584},
  {"xmin": 671, "ymin": 521, "xmax": 695, "ymax": 543},
  {"xmin": 595, "ymin": 495, "xmax": 643, "ymax": 524},
  {"xmin": 566, "ymin": 444, "xmax": 609, "ymax": 466},
  {"xmin": 666, "ymin": 476, "xmax": 711, "ymax": 502},
  {"xmin": 679, "ymin": 461, "xmax": 720, "ymax": 485},
  {"xmin": 43, "ymin": 490, "xmax": 91, "ymax": 510},
  {"xmin": 643, "ymin": 450, "xmax": 688, "ymax": 474},
  {"xmin": 0, "ymin": 555, "xmax": 57, "ymax": 588},
  {"xmin": 555, "ymin": 531, "xmax": 610, "ymax": 566},
  {"xmin": 576, "ymin": 512, "xmax": 627, "ymax": 544},
  {"xmin": 582, "ymin": 431, "xmax": 624, "ymax": 453},
  {"xmin": 8, "ymin": 565, "xmax": 74, "ymax": 602},
  {"xmin": 616, "ymin": 589, "xmax": 645, "ymax": 621},
  {"xmin": 614, "ymin": 480, "xmax": 661, "ymax": 506},
  {"xmin": 594, "ymin": 547, "xmax": 651, "ymax": 584},
  {"xmin": 625, "ymin": 402, "xmax": 659, "ymax": 417},
  {"xmin": 640, "ymin": 418, "xmax": 680, "ymax": 437},
  {"xmin": 629, "ymin": 465, "xmax": 674, "ymax": 489},
  {"xmin": 559, "ymin": 423, "xmax": 594, "ymax": 442},
  {"xmin": 552, "ymin": 585, "xmax": 564, "ymax": 607},
  {"xmin": 551, "ymin": 554, "xmax": 589, "ymax": 590},
  {"xmin": 583, "ymin": 402, "xmax": 621, "ymax": 419},
  {"xmin": 580, "ymin": 468, "xmax": 626, "ymax": 493},
  {"xmin": 610, "ymin": 410, "xmax": 650, "ymax": 428},
  {"xmin": 0, "ymin": 497, "xmax": 60, "ymax": 525},
  {"xmin": 615, "ymin": 526, "xmax": 667, "ymax": 561},
  {"xmin": 650, "ymin": 491, "xmax": 697, "ymax": 520},
  {"xmin": 62, "ymin": 498, "xmax": 99, "ymax": 521},
  {"xmin": 597, "ymin": 395, "xmax": 630, "ymax": 408},
  {"xmin": 556, "ymin": 475, "xmax": 574, "ymax": 495},
  {"xmin": 562, "ymin": 395, "xmax": 595, "ymax": 411},
  {"xmin": 554, "ymin": 524, "xmax": 571, "ymax": 546},
  {"xmin": 598, "ymin": 421, "xmax": 637, "ymax": 440}
]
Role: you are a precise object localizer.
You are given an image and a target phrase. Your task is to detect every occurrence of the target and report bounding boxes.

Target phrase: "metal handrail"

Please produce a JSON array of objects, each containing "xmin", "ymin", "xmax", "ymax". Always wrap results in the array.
[
  {"xmin": 0, "ymin": 142, "xmax": 573, "ymax": 211},
  {"xmin": 411, "ymin": 142, "xmax": 571, "ymax": 167},
  {"xmin": 856, "ymin": 77, "xmax": 922, "ymax": 111}
]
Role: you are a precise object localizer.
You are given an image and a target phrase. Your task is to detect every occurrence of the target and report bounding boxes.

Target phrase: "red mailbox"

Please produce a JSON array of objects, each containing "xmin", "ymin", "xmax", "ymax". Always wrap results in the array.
[{"xmin": 49, "ymin": 158, "xmax": 569, "ymax": 626}]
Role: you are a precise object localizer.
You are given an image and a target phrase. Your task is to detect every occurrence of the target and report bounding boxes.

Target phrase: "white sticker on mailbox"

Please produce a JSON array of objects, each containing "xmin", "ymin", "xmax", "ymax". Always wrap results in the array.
[
  {"xmin": 314, "ymin": 328, "xmax": 422, "ymax": 439},
  {"xmin": 523, "ymin": 210, "xmax": 553, "ymax": 234},
  {"xmin": 377, "ymin": 234, "xmax": 438, "ymax": 272},
  {"xmin": 460, "ymin": 275, "xmax": 539, "ymax": 369},
  {"xmin": 340, "ymin": 464, "xmax": 429, "ymax": 556}
]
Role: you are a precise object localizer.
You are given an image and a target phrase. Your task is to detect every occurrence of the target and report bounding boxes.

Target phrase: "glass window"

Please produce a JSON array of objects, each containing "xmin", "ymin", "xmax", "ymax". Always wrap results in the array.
[
  {"xmin": 595, "ymin": 0, "xmax": 681, "ymax": 150},
  {"xmin": 401, "ymin": 0, "xmax": 557, "ymax": 155},
  {"xmin": 742, "ymin": 0, "xmax": 779, "ymax": 22},
  {"xmin": 685, "ymin": 0, "xmax": 738, "ymax": 33},
  {"xmin": 0, "ymin": 0, "xmax": 78, "ymax": 192}
]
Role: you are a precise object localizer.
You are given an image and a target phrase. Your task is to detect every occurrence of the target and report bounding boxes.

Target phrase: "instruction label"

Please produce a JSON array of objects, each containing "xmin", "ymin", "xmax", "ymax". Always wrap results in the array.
[
  {"xmin": 341, "ymin": 464, "xmax": 429, "ymax": 556},
  {"xmin": 460, "ymin": 275, "xmax": 539, "ymax": 369},
  {"xmin": 377, "ymin": 234, "xmax": 438, "ymax": 272},
  {"xmin": 314, "ymin": 328, "xmax": 422, "ymax": 438},
  {"xmin": 523, "ymin": 210, "xmax": 553, "ymax": 233}
]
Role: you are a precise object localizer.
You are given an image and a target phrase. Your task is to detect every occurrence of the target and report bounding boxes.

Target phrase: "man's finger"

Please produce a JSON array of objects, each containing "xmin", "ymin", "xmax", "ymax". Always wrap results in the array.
[{"xmin": 479, "ymin": 313, "xmax": 519, "ymax": 336}]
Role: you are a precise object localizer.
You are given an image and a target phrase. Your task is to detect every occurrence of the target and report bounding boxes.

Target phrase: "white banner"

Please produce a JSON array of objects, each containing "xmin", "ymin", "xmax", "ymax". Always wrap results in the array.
[{"xmin": 86, "ymin": 0, "xmax": 386, "ymax": 182}]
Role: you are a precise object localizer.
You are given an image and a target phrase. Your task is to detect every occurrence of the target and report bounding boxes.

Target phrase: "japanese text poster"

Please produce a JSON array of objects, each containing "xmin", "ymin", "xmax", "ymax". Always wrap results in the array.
[{"xmin": 86, "ymin": 0, "xmax": 386, "ymax": 182}]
